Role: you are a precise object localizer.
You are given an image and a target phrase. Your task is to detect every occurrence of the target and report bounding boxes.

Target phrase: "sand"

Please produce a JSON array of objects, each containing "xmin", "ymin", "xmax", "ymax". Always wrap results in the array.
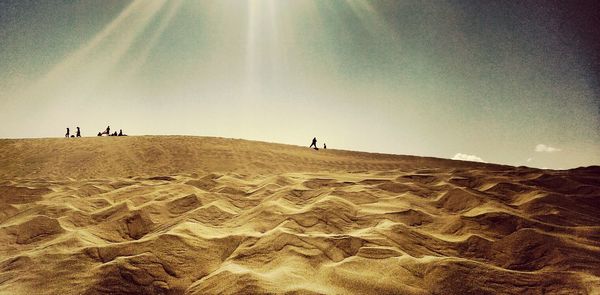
[{"xmin": 0, "ymin": 136, "xmax": 599, "ymax": 294}]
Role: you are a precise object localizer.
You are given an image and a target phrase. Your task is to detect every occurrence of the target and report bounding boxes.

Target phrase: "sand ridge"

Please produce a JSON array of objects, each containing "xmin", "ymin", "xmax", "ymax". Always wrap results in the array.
[{"xmin": 0, "ymin": 136, "xmax": 599, "ymax": 294}]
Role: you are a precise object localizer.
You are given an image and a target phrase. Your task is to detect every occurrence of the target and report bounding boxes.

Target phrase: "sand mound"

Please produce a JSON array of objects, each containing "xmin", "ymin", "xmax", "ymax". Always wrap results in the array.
[
  {"xmin": 2, "ymin": 215, "xmax": 64, "ymax": 245},
  {"xmin": 434, "ymin": 188, "xmax": 484, "ymax": 212},
  {"xmin": 0, "ymin": 136, "xmax": 598, "ymax": 294},
  {"xmin": 0, "ymin": 185, "xmax": 52, "ymax": 204}
]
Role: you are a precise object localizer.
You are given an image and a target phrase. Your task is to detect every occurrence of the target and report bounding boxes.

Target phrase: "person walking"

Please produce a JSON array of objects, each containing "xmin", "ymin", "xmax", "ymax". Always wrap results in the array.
[
  {"xmin": 65, "ymin": 128, "xmax": 70, "ymax": 138},
  {"xmin": 310, "ymin": 137, "xmax": 317, "ymax": 149}
]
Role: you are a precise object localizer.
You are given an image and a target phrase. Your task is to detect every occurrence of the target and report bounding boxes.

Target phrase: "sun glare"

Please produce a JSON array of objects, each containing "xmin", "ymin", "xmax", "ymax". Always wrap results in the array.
[{"xmin": 27, "ymin": 0, "xmax": 385, "ymax": 105}]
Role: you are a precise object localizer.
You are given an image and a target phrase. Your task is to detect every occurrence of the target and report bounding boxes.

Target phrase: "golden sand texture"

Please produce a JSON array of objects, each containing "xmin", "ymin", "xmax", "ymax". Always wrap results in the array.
[{"xmin": 0, "ymin": 136, "xmax": 599, "ymax": 294}]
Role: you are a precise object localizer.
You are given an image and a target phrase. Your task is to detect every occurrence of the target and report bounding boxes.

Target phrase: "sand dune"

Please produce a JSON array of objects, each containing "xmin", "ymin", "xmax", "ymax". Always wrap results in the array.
[{"xmin": 0, "ymin": 136, "xmax": 598, "ymax": 294}]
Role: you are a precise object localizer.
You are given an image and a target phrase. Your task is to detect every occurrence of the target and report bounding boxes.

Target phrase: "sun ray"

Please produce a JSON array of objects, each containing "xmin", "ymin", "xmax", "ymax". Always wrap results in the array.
[
  {"xmin": 345, "ymin": 0, "xmax": 390, "ymax": 36},
  {"xmin": 124, "ymin": 0, "xmax": 184, "ymax": 78},
  {"xmin": 35, "ymin": 0, "xmax": 169, "ymax": 93},
  {"xmin": 244, "ymin": 0, "xmax": 261, "ymax": 97}
]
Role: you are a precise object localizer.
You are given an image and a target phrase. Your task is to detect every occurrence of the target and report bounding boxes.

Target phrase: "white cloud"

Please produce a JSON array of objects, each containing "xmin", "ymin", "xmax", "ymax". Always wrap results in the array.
[
  {"xmin": 535, "ymin": 144, "xmax": 561, "ymax": 153},
  {"xmin": 452, "ymin": 153, "xmax": 485, "ymax": 162}
]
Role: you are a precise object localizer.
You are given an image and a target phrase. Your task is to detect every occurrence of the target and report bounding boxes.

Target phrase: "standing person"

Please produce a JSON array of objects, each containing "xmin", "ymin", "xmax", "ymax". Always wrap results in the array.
[
  {"xmin": 310, "ymin": 137, "xmax": 317, "ymax": 149},
  {"xmin": 106, "ymin": 126, "xmax": 110, "ymax": 135},
  {"xmin": 76, "ymin": 127, "xmax": 81, "ymax": 137},
  {"xmin": 65, "ymin": 128, "xmax": 70, "ymax": 138},
  {"xmin": 324, "ymin": 143, "xmax": 327, "ymax": 149}
]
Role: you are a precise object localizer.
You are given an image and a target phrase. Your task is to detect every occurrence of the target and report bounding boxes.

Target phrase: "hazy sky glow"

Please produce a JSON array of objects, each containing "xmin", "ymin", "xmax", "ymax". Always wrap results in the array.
[{"xmin": 1, "ymin": 0, "xmax": 599, "ymax": 169}]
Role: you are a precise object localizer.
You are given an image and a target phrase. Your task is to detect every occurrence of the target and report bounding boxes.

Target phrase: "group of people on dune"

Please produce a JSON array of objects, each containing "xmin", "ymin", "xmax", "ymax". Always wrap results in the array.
[
  {"xmin": 97, "ymin": 125, "xmax": 126, "ymax": 137},
  {"xmin": 310, "ymin": 137, "xmax": 326, "ymax": 150},
  {"xmin": 64, "ymin": 125, "xmax": 127, "ymax": 138}
]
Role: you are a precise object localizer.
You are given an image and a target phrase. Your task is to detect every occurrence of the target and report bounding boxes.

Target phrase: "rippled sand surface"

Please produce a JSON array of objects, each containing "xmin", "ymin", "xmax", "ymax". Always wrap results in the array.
[{"xmin": 1, "ymin": 136, "xmax": 598, "ymax": 294}]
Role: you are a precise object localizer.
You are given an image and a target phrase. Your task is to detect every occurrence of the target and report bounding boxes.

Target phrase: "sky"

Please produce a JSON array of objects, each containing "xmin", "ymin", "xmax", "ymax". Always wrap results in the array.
[{"xmin": 1, "ymin": 0, "xmax": 599, "ymax": 169}]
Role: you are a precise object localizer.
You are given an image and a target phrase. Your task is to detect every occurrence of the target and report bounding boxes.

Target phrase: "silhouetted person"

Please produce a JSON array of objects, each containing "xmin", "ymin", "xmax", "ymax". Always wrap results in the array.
[
  {"xmin": 106, "ymin": 126, "xmax": 110, "ymax": 135},
  {"xmin": 65, "ymin": 128, "xmax": 70, "ymax": 138},
  {"xmin": 97, "ymin": 132, "xmax": 102, "ymax": 136},
  {"xmin": 76, "ymin": 127, "xmax": 81, "ymax": 137},
  {"xmin": 112, "ymin": 131, "xmax": 118, "ymax": 136},
  {"xmin": 118, "ymin": 129, "xmax": 123, "ymax": 136},
  {"xmin": 310, "ymin": 137, "xmax": 318, "ymax": 149},
  {"xmin": 324, "ymin": 143, "xmax": 327, "ymax": 149}
]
